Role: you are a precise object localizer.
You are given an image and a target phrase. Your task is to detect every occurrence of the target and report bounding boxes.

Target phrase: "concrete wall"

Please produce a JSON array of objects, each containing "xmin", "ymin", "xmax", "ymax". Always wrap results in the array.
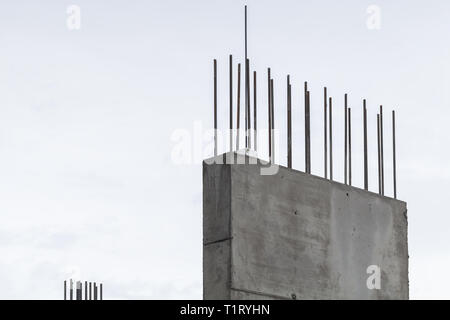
[{"xmin": 203, "ymin": 153, "xmax": 408, "ymax": 300}]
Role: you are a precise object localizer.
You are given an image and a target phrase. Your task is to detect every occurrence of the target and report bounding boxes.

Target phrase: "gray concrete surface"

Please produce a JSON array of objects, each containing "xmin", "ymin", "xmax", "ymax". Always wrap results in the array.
[{"xmin": 203, "ymin": 152, "xmax": 408, "ymax": 300}]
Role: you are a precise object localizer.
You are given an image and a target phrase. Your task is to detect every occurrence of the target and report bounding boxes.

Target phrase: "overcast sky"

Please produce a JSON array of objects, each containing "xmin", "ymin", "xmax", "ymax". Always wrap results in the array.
[{"xmin": 0, "ymin": 0, "xmax": 449, "ymax": 299}]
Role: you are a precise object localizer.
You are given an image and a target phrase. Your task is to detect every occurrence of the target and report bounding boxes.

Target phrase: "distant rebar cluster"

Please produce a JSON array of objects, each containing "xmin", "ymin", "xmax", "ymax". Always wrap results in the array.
[
  {"xmin": 212, "ymin": 6, "xmax": 398, "ymax": 199},
  {"xmin": 64, "ymin": 279, "xmax": 103, "ymax": 300}
]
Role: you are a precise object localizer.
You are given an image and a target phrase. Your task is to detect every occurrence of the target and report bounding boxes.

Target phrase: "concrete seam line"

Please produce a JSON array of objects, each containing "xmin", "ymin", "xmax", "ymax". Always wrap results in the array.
[
  {"xmin": 230, "ymin": 287, "xmax": 291, "ymax": 300},
  {"xmin": 203, "ymin": 237, "xmax": 233, "ymax": 246}
]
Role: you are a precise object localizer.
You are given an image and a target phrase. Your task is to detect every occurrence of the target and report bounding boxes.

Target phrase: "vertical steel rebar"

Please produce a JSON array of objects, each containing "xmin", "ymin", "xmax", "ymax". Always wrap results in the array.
[
  {"xmin": 392, "ymin": 110, "xmax": 397, "ymax": 199},
  {"xmin": 246, "ymin": 59, "xmax": 251, "ymax": 149},
  {"xmin": 77, "ymin": 281, "xmax": 82, "ymax": 300},
  {"xmin": 305, "ymin": 82, "xmax": 311, "ymax": 174},
  {"xmin": 245, "ymin": 6, "xmax": 248, "ymax": 149},
  {"xmin": 100, "ymin": 284, "xmax": 103, "ymax": 301},
  {"xmin": 329, "ymin": 97, "xmax": 333, "ymax": 180},
  {"xmin": 64, "ymin": 280, "xmax": 67, "ymax": 300},
  {"xmin": 363, "ymin": 99, "xmax": 368, "ymax": 191},
  {"xmin": 344, "ymin": 94, "xmax": 348, "ymax": 185},
  {"xmin": 70, "ymin": 279, "xmax": 73, "ymax": 300},
  {"xmin": 229, "ymin": 55, "xmax": 233, "ymax": 152},
  {"xmin": 268, "ymin": 68, "xmax": 271, "ymax": 160},
  {"xmin": 287, "ymin": 75, "xmax": 292, "ymax": 168},
  {"xmin": 89, "ymin": 282, "xmax": 92, "ymax": 300},
  {"xmin": 348, "ymin": 107, "xmax": 352, "ymax": 186},
  {"xmin": 324, "ymin": 87, "xmax": 328, "ymax": 179},
  {"xmin": 236, "ymin": 63, "xmax": 241, "ymax": 149},
  {"xmin": 377, "ymin": 114, "xmax": 381, "ymax": 195},
  {"xmin": 304, "ymin": 82, "xmax": 308, "ymax": 172},
  {"xmin": 254, "ymin": 71, "xmax": 257, "ymax": 152},
  {"xmin": 213, "ymin": 59, "xmax": 217, "ymax": 157},
  {"xmin": 306, "ymin": 91, "xmax": 311, "ymax": 173},
  {"xmin": 245, "ymin": 5, "xmax": 248, "ymax": 60},
  {"xmin": 271, "ymin": 79, "xmax": 275, "ymax": 163},
  {"xmin": 380, "ymin": 105, "xmax": 384, "ymax": 195},
  {"xmin": 85, "ymin": 281, "xmax": 87, "ymax": 300}
]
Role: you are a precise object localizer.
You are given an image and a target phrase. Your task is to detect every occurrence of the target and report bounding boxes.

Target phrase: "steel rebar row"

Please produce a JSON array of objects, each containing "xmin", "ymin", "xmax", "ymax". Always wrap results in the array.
[
  {"xmin": 212, "ymin": 6, "xmax": 398, "ymax": 198},
  {"xmin": 214, "ymin": 58, "xmax": 399, "ymax": 198},
  {"xmin": 64, "ymin": 280, "xmax": 103, "ymax": 300}
]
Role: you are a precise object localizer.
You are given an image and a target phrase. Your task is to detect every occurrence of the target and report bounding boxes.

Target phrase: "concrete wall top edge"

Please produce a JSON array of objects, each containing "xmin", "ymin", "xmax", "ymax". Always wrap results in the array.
[{"xmin": 203, "ymin": 152, "xmax": 407, "ymax": 208}]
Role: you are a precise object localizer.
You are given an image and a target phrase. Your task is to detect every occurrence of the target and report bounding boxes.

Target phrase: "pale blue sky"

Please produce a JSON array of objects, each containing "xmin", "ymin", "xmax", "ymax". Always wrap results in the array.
[{"xmin": 0, "ymin": 0, "xmax": 449, "ymax": 299}]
